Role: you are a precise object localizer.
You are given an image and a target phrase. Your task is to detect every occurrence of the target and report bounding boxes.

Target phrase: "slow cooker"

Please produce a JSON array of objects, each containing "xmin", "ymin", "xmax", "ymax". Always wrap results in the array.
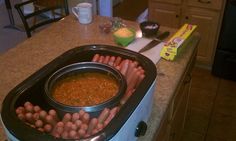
[{"xmin": 1, "ymin": 44, "xmax": 157, "ymax": 141}]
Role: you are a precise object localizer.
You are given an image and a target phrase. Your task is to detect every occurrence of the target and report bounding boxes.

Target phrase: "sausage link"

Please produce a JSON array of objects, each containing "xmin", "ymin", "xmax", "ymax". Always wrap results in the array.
[
  {"xmin": 126, "ymin": 60, "xmax": 135, "ymax": 78},
  {"xmin": 87, "ymin": 118, "xmax": 98, "ymax": 134},
  {"xmin": 120, "ymin": 59, "xmax": 129, "ymax": 76},
  {"xmin": 35, "ymin": 119, "xmax": 44, "ymax": 128},
  {"xmin": 25, "ymin": 104, "xmax": 34, "ymax": 113},
  {"xmin": 64, "ymin": 121, "xmax": 73, "ymax": 132},
  {"xmin": 62, "ymin": 113, "xmax": 72, "ymax": 123},
  {"xmin": 78, "ymin": 128, "xmax": 86, "ymax": 138},
  {"xmin": 69, "ymin": 130, "xmax": 77, "ymax": 139},
  {"xmin": 120, "ymin": 89, "xmax": 135, "ymax": 105},
  {"xmin": 33, "ymin": 105, "xmax": 41, "ymax": 113},
  {"xmin": 97, "ymin": 108, "xmax": 110, "ymax": 124},
  {"xmin": 103, "ymin": 55, "xmax": 110, "ymax": 64},
  {"xmin": 80, "ymin": 123, "xmax": 88, "ymax": 131},
  {"xmin": 135, "ymin": 73, "xmax": 145, "ymax": 88},
  {"xmin": 72, "ymin": 113, "xmax": 80, "ymax": 122},
  {"xmin": 25, "ymin": 112, "xmax": 35, "ymax": 124},
  {"xmin": 79, "ymin": 110, "xmax": 85, "ymax": 117},
  {"xmin": 43, "ymin": 124, "xmax": 53, "ymax": 133},
  {"xmin": 45, "ymin": 115, "xmax": 57, "ymax": 126},
  {"xmin": 98, "ymin": 56, "xmax": 105, "ymax": 63},
  {"xmin": 16, "ymin": 106, "xmax": 25, "ymax": 115},
  {"xmin": 39, "ymin": 110, "xmax": 47, "ymax": 122},
  {"xmin": 92, "ymin": 54, "xmax": 100, "ymax": 62},
  {"xmin": 114, "ymin": 56, "xmax": 122, "ymax": 67},
  {"xmin": 108, "ymin": 56, "xmax": 116, "ymax": 66},
  {"xmin": 17, "ymin": 113, "xmax": 25, "ymax": 121},
  {"xmin": 74, "ymin": 119, "xmax": 82, "ymax": 129},
  {"xmin": 81, "ymin": 113, "xmax": 90, "ymax": 124},
  {"xmin": 127, "ymin": 68, "xmax": 140, "ymax": 91},
  {"xmin": 48, "ymin": 109, "xmax": 59, "ymax": 122},
  {"xmin": 61, "ymin": 131, "xmax": 69, "ymax": 139},
  {"xmin": 103, "ymin": 107, "xmax": 119, "ymax": 126}
]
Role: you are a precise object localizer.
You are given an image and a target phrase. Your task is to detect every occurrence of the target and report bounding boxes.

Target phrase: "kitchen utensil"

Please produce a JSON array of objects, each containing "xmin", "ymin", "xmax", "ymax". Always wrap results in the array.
[{"xmin": 138, "ymin": 31, "xmax": 170, "ymax": 53}]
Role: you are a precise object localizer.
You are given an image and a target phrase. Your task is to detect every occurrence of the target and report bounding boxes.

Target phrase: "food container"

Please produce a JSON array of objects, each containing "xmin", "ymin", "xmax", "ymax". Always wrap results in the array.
[
  {"xmin": 113, "ymin": 28, "xmax": 136, "ymax": 46},
  {"xmin": 140, "ymin": 21, "xmax": 159, "ymax": 37},
  {"xmin": 44, "ymin": 62, "xmax": 127, "ymax": 117},
  {"xmin": 1, "ymin": 44, "xmax": 157, "ymax": 141}
]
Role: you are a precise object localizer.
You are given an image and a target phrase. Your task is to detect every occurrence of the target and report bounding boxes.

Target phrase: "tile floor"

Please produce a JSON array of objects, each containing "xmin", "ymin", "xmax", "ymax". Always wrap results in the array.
[{"xmin": 182, "ymin": 66, "xmax": 236, "ymax": 141}]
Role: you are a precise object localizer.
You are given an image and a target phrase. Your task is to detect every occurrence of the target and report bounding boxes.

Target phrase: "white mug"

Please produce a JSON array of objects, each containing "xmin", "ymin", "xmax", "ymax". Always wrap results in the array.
[{"xmin": 72, "ymin": 3, "xmax": 93, "ymax": 24}]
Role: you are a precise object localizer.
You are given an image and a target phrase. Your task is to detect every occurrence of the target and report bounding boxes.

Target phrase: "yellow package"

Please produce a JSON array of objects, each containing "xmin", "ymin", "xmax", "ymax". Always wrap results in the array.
[{"xmin": 160, "ymin": 24, "xmax": 197, "ymax": 60}]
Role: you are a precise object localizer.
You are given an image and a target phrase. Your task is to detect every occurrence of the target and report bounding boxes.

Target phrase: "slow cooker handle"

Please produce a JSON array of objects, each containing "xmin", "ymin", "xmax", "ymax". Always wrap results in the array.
[{"xmin": 135, "ymin": 121, "xmax": 147, "ymax": 137}]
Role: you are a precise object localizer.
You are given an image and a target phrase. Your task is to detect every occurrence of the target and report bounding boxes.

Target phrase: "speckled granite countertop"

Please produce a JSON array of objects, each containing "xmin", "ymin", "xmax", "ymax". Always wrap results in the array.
[{"xmin": 0, "ymin": 15, "xmax": 200, "ymax": 140}]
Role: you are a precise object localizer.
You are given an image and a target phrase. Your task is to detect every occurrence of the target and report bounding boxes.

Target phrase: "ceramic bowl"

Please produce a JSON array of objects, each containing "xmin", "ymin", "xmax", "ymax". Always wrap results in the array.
[
  {"xmin": 113, "ymin": 28, "xmax": 136, "ymax": 46},
  {"xmin": 140, "ymin": 21, "xmax": 160, "ymax": 37}
]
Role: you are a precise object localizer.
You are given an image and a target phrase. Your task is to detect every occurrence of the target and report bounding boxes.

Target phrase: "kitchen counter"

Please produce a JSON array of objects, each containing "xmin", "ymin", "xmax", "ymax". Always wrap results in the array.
[{"xmin": 0, "ymin": 15, "xmax": 200, "ymax": 140}]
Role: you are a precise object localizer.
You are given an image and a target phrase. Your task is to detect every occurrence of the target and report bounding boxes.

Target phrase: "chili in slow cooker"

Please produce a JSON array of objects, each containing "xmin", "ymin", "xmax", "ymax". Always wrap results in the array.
[{"xmin": 52, "ymin": 72, "xmax": 119, "ymax": 106}]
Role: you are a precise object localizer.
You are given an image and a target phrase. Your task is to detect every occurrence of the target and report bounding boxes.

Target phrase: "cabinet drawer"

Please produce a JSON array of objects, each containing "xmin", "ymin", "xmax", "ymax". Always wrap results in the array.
[
  {"xmin": 187, "ymin": 0, "xmax": 223, "ymax": 10},
  {"xmin": 150, "ymin": 0, "xmax": 182, "ymax": 4}
]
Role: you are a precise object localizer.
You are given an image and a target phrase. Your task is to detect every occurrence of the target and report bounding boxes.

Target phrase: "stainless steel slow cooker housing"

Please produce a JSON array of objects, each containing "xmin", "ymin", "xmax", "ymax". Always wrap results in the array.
[{"xmin": 1, "ymin": 45, "xmax": 157, "ymax": 141}]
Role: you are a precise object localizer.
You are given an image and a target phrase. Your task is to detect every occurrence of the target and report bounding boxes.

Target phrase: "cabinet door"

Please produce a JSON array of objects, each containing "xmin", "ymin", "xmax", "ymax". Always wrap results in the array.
[
  {"xmin": 182, "ymin": 7, "xmax": 220, "ymax": 65},
  {"xmin": 169, "ymin": 76, "xmax": 191, "ymax": 141},
  {"xmin": 148, "ymin": 2, "xmax": 181, "ymax": 28}
]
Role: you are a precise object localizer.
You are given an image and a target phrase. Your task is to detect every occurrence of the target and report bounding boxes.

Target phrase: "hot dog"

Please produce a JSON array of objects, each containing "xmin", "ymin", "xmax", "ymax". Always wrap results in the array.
[
  {"xmin": 103, "ymin": 106, "xmax": 120, "ymax": 126},
  {"xmin": 62, "ymin": 113, "xmax": 72, "ymax": 123},
  {"xmin": 17, "ymin": 113, "xmax": 25, "ymax": 121},
  {"xmin": 74, "ymin": 119, "xmax": 82, "ymax": 129},
  {"xmin": 79, "ymin": 110, "xmax": 85, "ymax": 117},
  {"xmin": 120, "ymin": 89, "xmax": 135, "ymax": 105},
  {"xmin": 126, "ymin": 68, "xmax": 139, "ymax": 91},
  {"xmin": 126, "ymin": 60, "xmax": 135, "ymax": 78},
  {"xmin": 98, "ymin": 56, "xmax": 105, "ymax": 63},
  {"xmin": 35, "ymin": 119, "xmax": 44, "ymax": 128},
  {"xmin": 25, "ymin": 112, "xmax": 35, "ymax": 124},
  {"xmin": 97, "ymin": 108, "xmax": 110, "ymax": 124},
  {"xmin": 103, "ymin": 55, "xmax": 110, "ymax": 64},
  {"xmin": 48, "ymin": 109, "xmax": 59, "ymax": 122},
  {"xmin": 81, "ymin": 113, "xmax": 90, "ymax": 124},
  {"xmin": 43, "ymin": 124, "xmax": 53, "ymax": 133},
  {"xmin": 72, "ymin": 113, "xmax": 80, "ymax": 122},
  {"xmin": 78, "ymin": 128, "xmax": 86, "ymax": 138},
  {"xmin": 108, "ymin": 56, "xmax": 115, "ymax": 66},
  {"xmin": 16, "ymin": 106, "xmax": 25, "ymax": 115},
  {"xmin": 33, "ymin": 105, "xmax": 41, "ymax": 113},
  {"xmin": 120, "ymin": 59, "xmax": 129, "ymax": 76},
  {"xmin": 64, "ymin": 121, "xmax": 73, "ymax": 131},
  {"xmin": 92, "ymin": 54, "xmax": 100, "ymax": 62},
  {"xmin": 25, "ymin": 104, "xmax": 34, "ymax": 113},
  {"xmin": 61, "ymin": 131, "xmax": 69, "ymax": 139},
  {"xmin": 114, "ymin": 56, "xmax": 122, "ymax": 67},
  {"xmin": 87, "ymin": 118, "xmax": 98, "ymax": 134},
  {"xmin": 45, "ymin": 115, "xmax": 57, "ymax": 126},
  {"xmin": 39, "ymin": 110, "xmax": 47, "ymax": 122},
  {"xmin": 68, "ymin": 130, "xmax": 77, "ymax": 139}
]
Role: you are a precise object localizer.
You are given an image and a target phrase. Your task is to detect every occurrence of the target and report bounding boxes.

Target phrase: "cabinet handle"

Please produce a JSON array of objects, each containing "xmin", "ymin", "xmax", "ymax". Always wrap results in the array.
[
  {"xmin": 198, "ymin": 0, "xmax": 211, "ymax": 4},
  {"xmin": 185, "ymin": 16, "xmax": 189, "ymax": 20},
  {"xmin": 184, "ymin": 74, "xmax": 192, "ymax": 84},
  {"xmin": 176, "ymin": 15, "xmax": 179, "ymax": 18}
]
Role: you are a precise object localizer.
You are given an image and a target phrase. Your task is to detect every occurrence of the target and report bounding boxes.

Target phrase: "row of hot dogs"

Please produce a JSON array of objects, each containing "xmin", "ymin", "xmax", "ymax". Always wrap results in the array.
[
  {"xmin": 92, "ymin": 54, "xmax": 145, "ymax": 104},
  {"xmin": 15, "ymin": 54, "xmax": 146, "ymax": 139},
  {"xmin": 16, "ymin": 101, "xmax": 120, "ymax": 139}
]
